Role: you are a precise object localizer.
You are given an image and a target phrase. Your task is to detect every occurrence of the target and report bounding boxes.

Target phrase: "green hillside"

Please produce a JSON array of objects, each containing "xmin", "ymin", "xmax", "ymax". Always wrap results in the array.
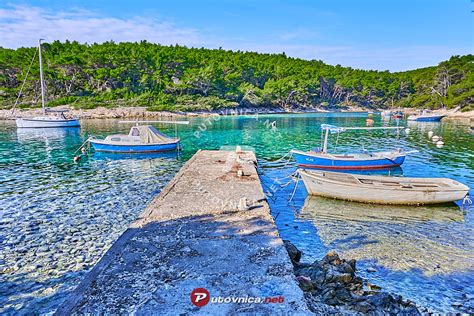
[{"xmin": 0, "ymin": 41, "xmax": 472, "ymax": 112}]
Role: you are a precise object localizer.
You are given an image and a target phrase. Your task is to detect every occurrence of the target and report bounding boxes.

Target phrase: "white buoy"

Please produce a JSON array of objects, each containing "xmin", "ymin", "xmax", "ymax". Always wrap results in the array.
[
  {"xmin": 436, "ymin": 141, "xmax": 444, "ymax": 148},
  {"xmin": 405, "ymin": 128, "xmax": 411, "ymax": 135},
  {"xmin": 432, "ymin": 135, "xmax": 440, "ymax": 142},
  {"xmin": 428, "ymin": 131, "xmax": 434, "ymax": 138}
]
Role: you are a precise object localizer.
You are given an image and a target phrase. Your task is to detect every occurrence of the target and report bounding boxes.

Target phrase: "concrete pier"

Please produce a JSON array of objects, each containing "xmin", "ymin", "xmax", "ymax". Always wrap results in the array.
[{"xmin": 57, "ymin": 150, "xmax": 308, "ymax": 314}]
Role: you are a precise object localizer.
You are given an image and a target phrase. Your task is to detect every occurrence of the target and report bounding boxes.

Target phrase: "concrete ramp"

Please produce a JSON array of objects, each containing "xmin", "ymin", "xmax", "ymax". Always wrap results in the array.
[{"xmin": 57, "ymin": 150, "xmax": 309, "ymax": 314}]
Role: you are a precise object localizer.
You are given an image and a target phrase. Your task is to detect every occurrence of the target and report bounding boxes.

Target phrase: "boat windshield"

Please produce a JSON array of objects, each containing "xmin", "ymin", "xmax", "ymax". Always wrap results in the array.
[{"xmin": 131, "ymin": 128, "xmax": 140, "ymax": 136}]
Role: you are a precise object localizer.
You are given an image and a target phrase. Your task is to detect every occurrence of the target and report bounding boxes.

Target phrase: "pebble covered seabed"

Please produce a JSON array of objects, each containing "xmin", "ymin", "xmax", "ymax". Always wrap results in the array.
[{"xmin": 0, "ymin": 113, "xmax": 473, "ymax": 314}]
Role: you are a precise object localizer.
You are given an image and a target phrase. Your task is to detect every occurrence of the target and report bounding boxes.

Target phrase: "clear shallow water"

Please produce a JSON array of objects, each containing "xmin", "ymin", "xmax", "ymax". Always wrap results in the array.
[{"xmin": 0, "ymin": 113, "xmax": 473, "ymax": 313}]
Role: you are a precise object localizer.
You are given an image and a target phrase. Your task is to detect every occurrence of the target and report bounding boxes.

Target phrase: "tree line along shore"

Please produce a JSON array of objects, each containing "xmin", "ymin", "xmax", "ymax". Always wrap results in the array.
[{"xmin": 0, "ymin": 41, "xmax": 472, "ymax": 114}]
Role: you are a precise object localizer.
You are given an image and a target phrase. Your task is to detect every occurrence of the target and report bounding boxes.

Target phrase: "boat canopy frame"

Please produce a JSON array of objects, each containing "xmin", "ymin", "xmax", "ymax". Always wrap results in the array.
[{"xmin": 319, "ymin": 124, "xmax": 404, "ymax": 153}]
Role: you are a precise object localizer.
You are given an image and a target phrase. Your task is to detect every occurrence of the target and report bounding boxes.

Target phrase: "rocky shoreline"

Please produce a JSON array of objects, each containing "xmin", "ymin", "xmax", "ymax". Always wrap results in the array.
[
  {"xmin": 283, "ymin": 241, "xmax": 422, "ymax": 315},
  {"xmin": 0, "ymin": 105, "xmax": 365, "ymax": 120},
  {"xmin": 2, "ymin": 106, "xmax": 472, "ymax": 121}
]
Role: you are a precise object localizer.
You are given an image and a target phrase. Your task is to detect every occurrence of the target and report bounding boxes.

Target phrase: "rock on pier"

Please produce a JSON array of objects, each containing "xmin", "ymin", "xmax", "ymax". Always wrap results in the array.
[{"xmin": 57, "ymin": 150, "xmax": 308, "ymax": 314}]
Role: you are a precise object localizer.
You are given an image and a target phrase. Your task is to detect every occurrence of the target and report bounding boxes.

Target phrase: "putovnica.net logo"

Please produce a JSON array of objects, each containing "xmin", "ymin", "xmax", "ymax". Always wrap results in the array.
[{"xmin": 190, "ymin": 288, "xmax": 285, "ymax": 307}]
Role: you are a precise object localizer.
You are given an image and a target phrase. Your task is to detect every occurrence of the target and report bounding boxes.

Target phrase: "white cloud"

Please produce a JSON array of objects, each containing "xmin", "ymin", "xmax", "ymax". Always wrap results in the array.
[{"xmin": 0, "ymin": 4, "xmax": 202, "ymax": 48}]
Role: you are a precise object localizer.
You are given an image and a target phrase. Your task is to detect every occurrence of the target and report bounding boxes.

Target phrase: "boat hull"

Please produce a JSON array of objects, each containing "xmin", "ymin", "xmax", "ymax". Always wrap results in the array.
[
  {"xmin": 16, "ymin": 117, "xmax": 80, "ymax": 128},
  {"xmin": 292, "ymin": 150, "xmax": 405, "ymax": 170},
  {"xmin": 89, "ymin": 139, "xmax": 180, "ymax": 153},
  {"xmin": 407, "ymin": 115, "xmax": 445, "ymax": 122},
  {"xmin": 299, "ymin": 170, "xmax": 469, "ymax": 205}
]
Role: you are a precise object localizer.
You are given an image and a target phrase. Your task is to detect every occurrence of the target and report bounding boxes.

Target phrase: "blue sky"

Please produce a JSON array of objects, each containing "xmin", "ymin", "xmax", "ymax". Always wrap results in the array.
[{"xmin": 0, "ymin": 0, "xmax": 472, "ymax": 71}]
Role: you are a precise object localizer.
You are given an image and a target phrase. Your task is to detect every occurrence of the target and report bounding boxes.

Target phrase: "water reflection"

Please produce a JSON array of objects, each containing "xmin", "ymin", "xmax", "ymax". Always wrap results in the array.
[
  {"xmin": 299, "ymin": 196, "xmax": 472, "ymax": 276},
  {"xmin": 16, "ymin": 127, "xmax": 81, "ymax": 143},
  {"xmin": 300, "ymin": 196, "xmax": 464, "ymax": 225},
  {"xmin": 92, "ymin": 151, "xmax": 179, "ymax": 161}
]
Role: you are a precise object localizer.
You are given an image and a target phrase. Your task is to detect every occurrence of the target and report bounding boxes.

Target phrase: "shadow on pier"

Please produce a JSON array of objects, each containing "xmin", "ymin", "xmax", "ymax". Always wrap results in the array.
[{"xmin": 55, "ymin": 211, "xmax": 308, "ymax": 314}]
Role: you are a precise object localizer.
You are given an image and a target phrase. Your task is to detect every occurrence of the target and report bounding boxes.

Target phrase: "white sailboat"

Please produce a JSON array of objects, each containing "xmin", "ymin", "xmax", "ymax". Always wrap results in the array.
[{"xmin": 15, "ymin": 39, "xmax": 80, "ymax": 128}]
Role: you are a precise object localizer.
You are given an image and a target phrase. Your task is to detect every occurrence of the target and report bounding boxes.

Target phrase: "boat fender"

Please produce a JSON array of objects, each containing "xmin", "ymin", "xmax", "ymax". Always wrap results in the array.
[
  {"xmin": 436, "ymin": 140, "xmax": 444, "ymax": 147},
  {"xmin": 404, "ymin": 128, "xmax": 410, "ymax": 135},
  {"xmin": 432, "ymin": 135, "xmax": 440, "ymax": 142},
  {"xmin": 73, "ymin": 155, "xmax": 81, "ymax": 163},
  {"xmin": 428, "ymin": 131, "xmax": 434, "ymax": 138}
]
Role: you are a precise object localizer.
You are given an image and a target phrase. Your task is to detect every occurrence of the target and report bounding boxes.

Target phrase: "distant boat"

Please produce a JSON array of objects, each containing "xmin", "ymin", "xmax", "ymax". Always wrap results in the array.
[
  {"xmin": 14, "ymin": 39, "xmax": 80, "ymax": 129},
  {"xmin": 299, "ymin": 169, "xmax": 470, "ymax": 205},
  {"xmin": 392, "ymin": 111, "xmax": 403, "ymax": 119},
  {"xmin": 291, "ymin": 124, "xmax": 409, "ymax": 170},
  {"xmin": 88, "ymin": 121, "xmax": 188, "ymax": 153},
  {"xmin": 408, "ymin": 110, "xmax": 445, "ymax": 122}
]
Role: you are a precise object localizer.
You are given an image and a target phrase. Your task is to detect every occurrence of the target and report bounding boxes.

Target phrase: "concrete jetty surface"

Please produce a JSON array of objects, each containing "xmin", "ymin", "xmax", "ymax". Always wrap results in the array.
[{"xmin": 57, "ymin": 150, "xmax": 309, "ymax": 314}]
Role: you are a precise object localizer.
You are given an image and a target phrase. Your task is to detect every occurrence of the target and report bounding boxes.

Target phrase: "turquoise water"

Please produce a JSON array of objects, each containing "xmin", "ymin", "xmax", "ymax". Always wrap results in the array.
[{"xmin": 0, "ymin": 113, "xmax": 473, "ymax": 313}]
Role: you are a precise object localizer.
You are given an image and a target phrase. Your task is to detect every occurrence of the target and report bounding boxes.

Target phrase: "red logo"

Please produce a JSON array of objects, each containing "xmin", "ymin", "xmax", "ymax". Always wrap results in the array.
[{"xmin": 190, "ymin": 288, "xmax": 210, "ymax": 307}]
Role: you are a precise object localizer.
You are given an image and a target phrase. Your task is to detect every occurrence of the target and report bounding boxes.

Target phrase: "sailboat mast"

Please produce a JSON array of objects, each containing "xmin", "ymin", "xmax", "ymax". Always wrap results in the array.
[{"xmin": 38, "ymin": 39, "xmax": 46, "ymax": 114}]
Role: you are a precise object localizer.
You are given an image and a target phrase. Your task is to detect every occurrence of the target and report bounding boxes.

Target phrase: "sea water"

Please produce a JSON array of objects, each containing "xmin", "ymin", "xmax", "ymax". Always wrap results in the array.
[{"xmin": 0, "ymin": 113, "xmax": 472, "ymax": 313}]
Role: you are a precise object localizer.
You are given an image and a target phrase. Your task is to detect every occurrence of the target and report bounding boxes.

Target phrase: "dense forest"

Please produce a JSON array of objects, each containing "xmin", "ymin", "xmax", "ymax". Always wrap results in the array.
[{"xmin": 0, "ymin": 41, "xmax": 472, "ymax": 112}]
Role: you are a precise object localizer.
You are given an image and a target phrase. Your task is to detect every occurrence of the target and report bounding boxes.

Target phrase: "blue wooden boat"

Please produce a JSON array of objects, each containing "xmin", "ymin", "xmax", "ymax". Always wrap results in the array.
[
  {"xmin": 291, "ymin": 124, "xmax": 410, "ymax": 170},
  {"xmin": 89, "ymin": 121, "xmax": 188, "ymax": 153},
  {"xmin": 408, "ymin": 110, "xmax": 445, "ymax": 122}
]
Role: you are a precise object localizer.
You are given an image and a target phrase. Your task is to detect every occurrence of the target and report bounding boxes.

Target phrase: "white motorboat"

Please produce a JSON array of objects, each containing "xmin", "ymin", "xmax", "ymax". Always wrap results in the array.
[
  {"xmin": 88, "ymin": 121, "xmax": 189, "ymax": 153},
  {"xmin": 407, "ymin": 110, "xmax": 445, "ymax": 122}
]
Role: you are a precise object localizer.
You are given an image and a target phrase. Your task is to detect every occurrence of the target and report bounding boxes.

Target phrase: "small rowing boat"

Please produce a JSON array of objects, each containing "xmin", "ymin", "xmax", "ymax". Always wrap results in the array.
[
  {"xmin": 299, "ymin": 169, "xmax": 470, "ymax": 205},
  {"xmin": 89, "ymin": 121, "xmax": 189, "ymax": 153},
  {"xmin": 291, "ymin": 124, "xmax": 409, "ymax": 170}
]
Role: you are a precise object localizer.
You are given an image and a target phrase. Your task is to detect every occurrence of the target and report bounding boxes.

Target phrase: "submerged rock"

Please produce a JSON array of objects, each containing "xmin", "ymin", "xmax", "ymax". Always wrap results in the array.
[{"xmin": 283, "ymin": 243, "xmax": 421, "ymax": 315}]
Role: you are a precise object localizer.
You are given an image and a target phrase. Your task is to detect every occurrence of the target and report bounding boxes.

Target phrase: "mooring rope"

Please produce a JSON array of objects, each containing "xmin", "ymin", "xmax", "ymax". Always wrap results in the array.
[
  {"xmin": 265, "ymin": 150, "xmax": 293, "ymax": 165},
  {"xmin": 462, "ymin": 195, "xmax": 472, "ymax": 211},
  {"xmin": 288, "ymin": 172, "xmax": 301, "ymax": 203},
  {"xmin": 274, "ymin": 170, "xmax": 299, "ymax": 183},
  {"xmin": 74, "ymin": 136, "xmax": 93, "ymax": 155}
]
